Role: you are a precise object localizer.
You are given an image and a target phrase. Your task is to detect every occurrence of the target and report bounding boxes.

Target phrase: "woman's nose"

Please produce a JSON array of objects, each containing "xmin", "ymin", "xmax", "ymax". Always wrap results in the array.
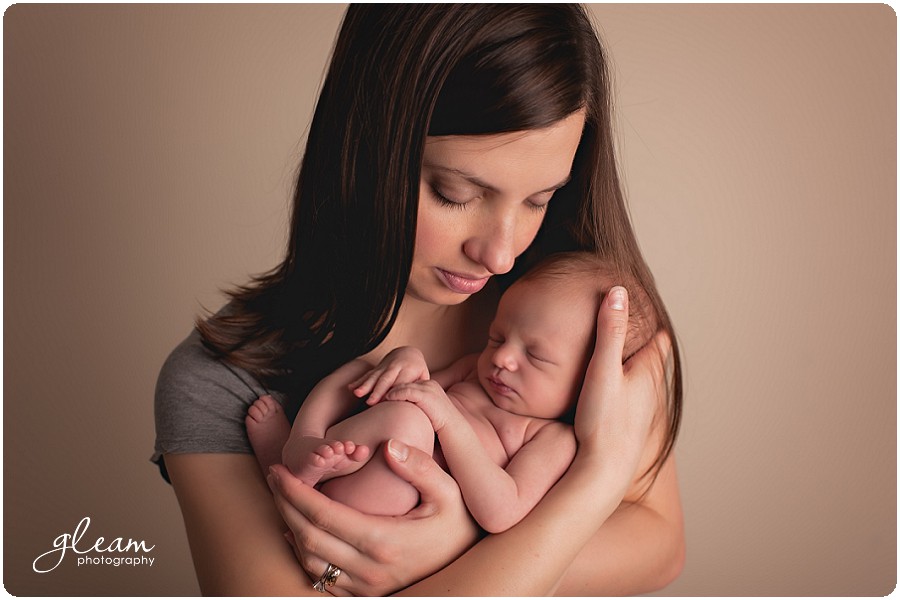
[{"xmin": 463, "ymin": 213, "xmax": 518, "ymax": 275}]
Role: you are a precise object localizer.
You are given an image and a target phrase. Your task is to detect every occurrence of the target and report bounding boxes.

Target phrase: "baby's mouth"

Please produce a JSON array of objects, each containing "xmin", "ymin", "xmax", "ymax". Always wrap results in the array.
[{"xmin": 487, "ymin": 375, "xmax": 514, "ymax": 396}]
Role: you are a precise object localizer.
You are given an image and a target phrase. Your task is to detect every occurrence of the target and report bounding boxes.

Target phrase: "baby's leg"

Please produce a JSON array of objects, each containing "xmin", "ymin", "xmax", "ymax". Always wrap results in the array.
[
  {"xmin": 319, "ymin": 402, "xmax": 434, "ymax": 516},
  {"xmin": 246, "ymin": 396, "xmax": 291, "ymax": 473}
]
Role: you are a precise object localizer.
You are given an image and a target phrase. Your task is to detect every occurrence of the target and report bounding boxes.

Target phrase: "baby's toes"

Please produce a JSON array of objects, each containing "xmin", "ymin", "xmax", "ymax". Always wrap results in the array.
[
  {"xmin": 349, "ymin": 444, "xmax": 370, "ymax": 462},
  {"xmin": 260, "ymin": 395, "xmax": 281, "ymax": 415},
  {"xmin": 314, "ymin": 443, "xmax": 335, "ymax": 460},
  {"xmin": 247, "ymin": 403, "xmax": 264, "ymax": 422}
]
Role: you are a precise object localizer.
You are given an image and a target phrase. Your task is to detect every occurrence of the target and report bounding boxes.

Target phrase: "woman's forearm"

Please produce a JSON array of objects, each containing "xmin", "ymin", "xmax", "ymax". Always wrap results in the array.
[
  {"xmin": 399, "ymin": 453, "xmax": 683, "ymax": 597},
  {"xmin": 166, "ymin": 453, "xmax": 317, "ymax": 596},
  {"xmin": 554, "ymin": 457, "xmax": 685, "ymax": 595},
  {"xmin": 397, "ymin": 451, "xmax": 636, "ymax": 596}
]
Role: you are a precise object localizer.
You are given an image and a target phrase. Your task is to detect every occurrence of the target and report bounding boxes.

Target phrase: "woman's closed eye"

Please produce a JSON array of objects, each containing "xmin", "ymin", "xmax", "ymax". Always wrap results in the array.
[
  {"xmin": 431, "ymin": 183, "xmax": 552, "ymax": 213},
  {"xmin": 525, "ymin": 191, "xmax": 555, "ymax": 213},
  {"xmin": 430, "ymin": 185, "xmax": 472, "ymax": 210}
]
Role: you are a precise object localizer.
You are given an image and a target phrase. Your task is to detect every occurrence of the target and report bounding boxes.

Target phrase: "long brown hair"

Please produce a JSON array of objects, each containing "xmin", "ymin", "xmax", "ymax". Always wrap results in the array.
[{"xmin": 198, "ymin": 4, "xmax": 682, "ymax": 482}]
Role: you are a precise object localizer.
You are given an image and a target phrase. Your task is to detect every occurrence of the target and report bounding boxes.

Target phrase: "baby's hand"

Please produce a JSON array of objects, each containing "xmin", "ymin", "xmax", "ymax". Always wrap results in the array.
[
  {"xmin": 383, "ymin": 380, "xmax": 454, "ymax": 432},
  {"xmin": 349, "ymin": 346, "xmax": 430, "ymax": 404}
]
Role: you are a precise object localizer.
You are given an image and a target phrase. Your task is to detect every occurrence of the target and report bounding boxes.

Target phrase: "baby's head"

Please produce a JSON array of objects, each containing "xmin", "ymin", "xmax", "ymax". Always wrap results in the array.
[{"xmin": 476, "ymin": 252, "xmax": 658, "ymax": 421}]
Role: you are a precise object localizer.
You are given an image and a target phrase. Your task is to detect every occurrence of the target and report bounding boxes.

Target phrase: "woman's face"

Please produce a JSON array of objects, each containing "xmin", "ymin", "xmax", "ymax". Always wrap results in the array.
[{"xmin": 409, "ymin": 110, "xmax": 586, "ymax": 306}]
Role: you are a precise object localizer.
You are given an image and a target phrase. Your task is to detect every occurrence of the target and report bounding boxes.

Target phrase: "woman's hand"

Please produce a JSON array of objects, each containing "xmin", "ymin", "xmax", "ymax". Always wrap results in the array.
[
  {"xmin": 575, "ymin": 287, "xmax": 671, "ymax": 478},
  {"xmin": 267, "ymin": 440, "xmax": 479, "ymax": 596}
]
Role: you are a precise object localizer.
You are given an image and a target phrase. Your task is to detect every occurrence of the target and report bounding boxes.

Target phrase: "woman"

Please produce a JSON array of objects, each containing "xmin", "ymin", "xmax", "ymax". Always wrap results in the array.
[{"xmin": 154, "ymin": 5, "xmax": 684, "ymax": 595}]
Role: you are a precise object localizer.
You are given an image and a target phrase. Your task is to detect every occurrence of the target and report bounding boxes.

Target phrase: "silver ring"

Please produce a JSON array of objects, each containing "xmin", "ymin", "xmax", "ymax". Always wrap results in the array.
[{"xmin": 313, "ymin": 562, "xmax": 342, "ymax": 593}]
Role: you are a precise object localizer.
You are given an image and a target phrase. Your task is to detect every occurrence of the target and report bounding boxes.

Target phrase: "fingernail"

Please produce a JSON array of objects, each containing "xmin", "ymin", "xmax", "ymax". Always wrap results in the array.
[
  {"xmin": 609, "ymin": 287, "xmax": 626, "ymax": 310},
  {"xmin": 387, "ymin": 439, "xmax": 409, "ymax": 462},
  {"xmin": 268, "ymin": 466, "xmax": 279, "ymax": 484}
]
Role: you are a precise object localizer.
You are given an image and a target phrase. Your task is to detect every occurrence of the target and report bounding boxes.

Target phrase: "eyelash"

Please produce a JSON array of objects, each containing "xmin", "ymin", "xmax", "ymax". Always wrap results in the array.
[
  {"xmin": 430, "ymin": 186, "xmax": 550, "ymax": 213},
  {"xmin": 431, "ymin": 187, "xmax": 469, "ymax": 211},
  {"xmin": 528, "ymin": 351, "xmax": 551, "ymax": 364}
]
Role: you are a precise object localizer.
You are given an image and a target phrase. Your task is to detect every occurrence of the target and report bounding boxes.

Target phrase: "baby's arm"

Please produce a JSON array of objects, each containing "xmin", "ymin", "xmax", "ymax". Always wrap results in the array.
[
  {"xmin": 474, "ymin": 421, "xmax": 577, "ymax": 531},
  {"xmin": 382, "ymin": 381, "xmax": 577, "ymax": 533}
]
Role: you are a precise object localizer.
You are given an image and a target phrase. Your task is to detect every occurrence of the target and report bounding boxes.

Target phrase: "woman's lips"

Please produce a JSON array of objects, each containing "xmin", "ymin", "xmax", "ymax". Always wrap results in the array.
[{"xmin": 437, "ymin": 269, "xmax": 489, "ymax": 294}]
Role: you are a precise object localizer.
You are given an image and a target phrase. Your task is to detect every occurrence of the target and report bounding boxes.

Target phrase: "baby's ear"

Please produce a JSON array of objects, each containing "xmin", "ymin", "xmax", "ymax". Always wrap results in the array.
[
  {"xmin": 621, "ymin": 282, "xmax": 659, "ymax": 363},
  {"xmin": 621, "ymin": 313, "xmax": 656, "ymax": 364}
]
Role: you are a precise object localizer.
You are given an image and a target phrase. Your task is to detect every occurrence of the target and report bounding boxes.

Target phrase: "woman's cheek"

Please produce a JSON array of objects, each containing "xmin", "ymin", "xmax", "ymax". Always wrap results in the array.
[{"xmin": 515, "ymin": 212, "xmax": 546, "ymax": 254}]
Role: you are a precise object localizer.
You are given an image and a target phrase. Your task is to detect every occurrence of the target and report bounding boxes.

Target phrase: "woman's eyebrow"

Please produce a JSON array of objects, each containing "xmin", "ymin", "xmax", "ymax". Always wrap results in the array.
[{"xmin": 423, "ymin": 164, "xmax": 571, "ymax": 195}]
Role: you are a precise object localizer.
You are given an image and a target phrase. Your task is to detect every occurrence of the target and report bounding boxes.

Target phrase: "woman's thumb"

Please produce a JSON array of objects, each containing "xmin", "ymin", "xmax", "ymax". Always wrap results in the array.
[
  {"xmin": 592, "ymin": 286, "xmax": 629, "ymax": 374},
  {"xmin": 384, "ymin": 439, "xmax": 456, "ymax": 502}
]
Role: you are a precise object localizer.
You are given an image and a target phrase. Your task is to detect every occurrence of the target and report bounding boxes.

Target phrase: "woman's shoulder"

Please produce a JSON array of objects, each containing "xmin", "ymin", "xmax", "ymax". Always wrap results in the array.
[
  {"xmin": 156, "ymin": 329, "xmax": 266, "ymax": 399},
  {"xmin": 153, "ymin": 328, "xmax": 291, "ymax": 464}
]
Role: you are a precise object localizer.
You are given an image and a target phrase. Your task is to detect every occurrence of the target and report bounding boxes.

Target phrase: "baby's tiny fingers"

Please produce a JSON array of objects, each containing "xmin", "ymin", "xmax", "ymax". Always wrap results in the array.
[
  {"xmin": 369, "ymin": 374, "xmax": 401, "ymax": 403},
  {"xmin": 350, "ymin": 370, "xmax": 382, "ymax": 397}
]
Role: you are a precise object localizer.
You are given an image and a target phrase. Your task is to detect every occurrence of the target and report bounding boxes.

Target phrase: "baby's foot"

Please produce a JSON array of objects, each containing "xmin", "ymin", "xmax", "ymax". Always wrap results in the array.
[
  {"xmin": 246, "ymin": 395, "xmax": 291, "ymax": 472},
  {"xmin": 294, "ymin": 440, "xmax": 370, "ymax": 487}
]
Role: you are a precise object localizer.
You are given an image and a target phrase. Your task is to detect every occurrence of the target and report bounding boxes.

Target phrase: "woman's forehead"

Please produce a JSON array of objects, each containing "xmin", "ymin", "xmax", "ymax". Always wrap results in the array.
[{"xmin": 422, "ymin": 111, "xmax": 585, "ymax": 190}]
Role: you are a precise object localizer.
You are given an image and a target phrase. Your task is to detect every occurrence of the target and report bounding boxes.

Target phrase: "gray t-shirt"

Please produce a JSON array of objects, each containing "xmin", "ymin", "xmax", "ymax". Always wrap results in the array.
[{"xmin": 151, "ymin": 329, "xmax": 294, "ymax": 482}]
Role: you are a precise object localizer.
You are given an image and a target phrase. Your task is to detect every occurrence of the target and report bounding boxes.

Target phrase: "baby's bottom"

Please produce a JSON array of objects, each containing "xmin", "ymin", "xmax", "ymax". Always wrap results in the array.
[
  {"xmin": 319, "ymin": 402, "xmax": 434, "ymax": 515},
  {"xmin": 247, "ymin": 399, "xmax": 434, "ymax": 516}
]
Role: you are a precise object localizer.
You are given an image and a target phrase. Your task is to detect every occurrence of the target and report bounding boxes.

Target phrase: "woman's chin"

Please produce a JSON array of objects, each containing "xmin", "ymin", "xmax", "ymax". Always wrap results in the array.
[{"xmin": 404, "ymin": 286, "xmax": 472, "ymax": 307}]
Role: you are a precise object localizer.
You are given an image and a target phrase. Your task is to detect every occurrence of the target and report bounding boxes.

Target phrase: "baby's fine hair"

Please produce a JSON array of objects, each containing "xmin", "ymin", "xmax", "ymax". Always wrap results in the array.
[{"xmin": 516, "ymin": 251, "xmax": 658, "ymax": 361}]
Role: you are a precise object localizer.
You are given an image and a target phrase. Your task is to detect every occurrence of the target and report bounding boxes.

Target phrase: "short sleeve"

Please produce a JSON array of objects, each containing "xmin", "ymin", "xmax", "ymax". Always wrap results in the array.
[{"xmin": 151, "ymin": 329, "xmax": 290, "ymax": 482}]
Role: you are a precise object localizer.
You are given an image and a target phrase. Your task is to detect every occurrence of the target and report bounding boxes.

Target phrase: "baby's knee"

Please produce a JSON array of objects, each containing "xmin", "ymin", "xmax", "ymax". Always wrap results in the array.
[{"xmin": 368, "ymin": 402, "xmax": 434, "ymax": 450}]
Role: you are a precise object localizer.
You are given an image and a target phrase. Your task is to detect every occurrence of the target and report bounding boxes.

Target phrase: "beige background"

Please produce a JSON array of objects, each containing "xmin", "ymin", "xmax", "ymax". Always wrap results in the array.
[{"xmin": 4, "ymin": 4, "xmax": 896, "ymax": 596}]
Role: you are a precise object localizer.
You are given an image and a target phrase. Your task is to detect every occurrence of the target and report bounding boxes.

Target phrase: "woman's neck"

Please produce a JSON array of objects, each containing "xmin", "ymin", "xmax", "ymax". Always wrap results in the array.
[{"xmin": 363, "ymin": 283, "xmax": 499, "ymax": 371}]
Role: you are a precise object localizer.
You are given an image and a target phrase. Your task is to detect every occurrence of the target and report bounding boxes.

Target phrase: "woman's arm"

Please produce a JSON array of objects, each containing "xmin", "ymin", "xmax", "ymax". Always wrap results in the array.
[
  {"xmin": 165, "ymin": 453, "xmax": 316, "ymax": 595},
  {"xmin": 555, "ymin": 455, "xmax": 684, "ymax": 595}
]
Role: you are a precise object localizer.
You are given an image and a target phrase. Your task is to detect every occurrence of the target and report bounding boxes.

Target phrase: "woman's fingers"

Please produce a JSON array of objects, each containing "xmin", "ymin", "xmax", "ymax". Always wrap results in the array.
[
  {"xmin": 575, "ymin": 286, "xmax": 668, "ymax": 474},
  {"xmin": 592, "ymin": 286, "xmax": 629, "ymax": 375},
  {"xmin": 268, "ymin": 466, "xmax": 382, "ymax": 595},
  {"xmin": 577, "ymin": 287, "xmax": 629, "ymax": 437},
  {"xmin": 268, "ymin": 465, "xmax": 366, "ymax": 547},
  {"xmin": 273, "ymin": 445, "xmax": 477, "ymax": 595},
  {"xmin": 268, "ymin": 466, "xmax": 367, "ymax": 556},
  {"xmin": 284, "ymin": 532, "xmax": 354, "ymax": 597},
  {"xmin": 382, "ymin": 439, "xmax": 465, "ymax": 517}
]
